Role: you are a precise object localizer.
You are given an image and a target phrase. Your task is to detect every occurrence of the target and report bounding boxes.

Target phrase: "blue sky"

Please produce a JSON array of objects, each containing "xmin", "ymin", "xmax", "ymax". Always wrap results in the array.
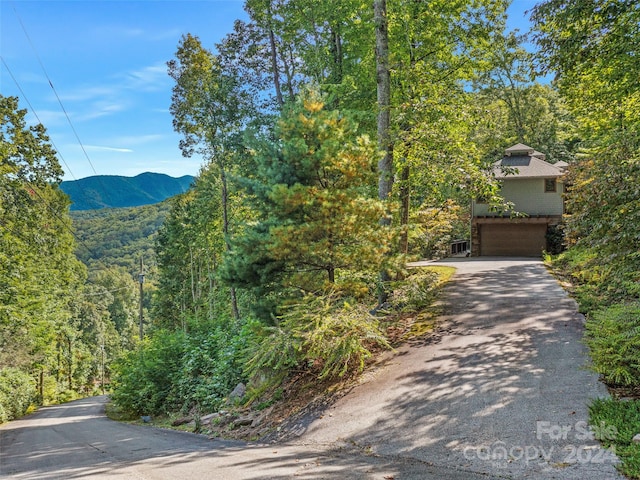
[{"xmin": 1, "ymin": 0, "xmax": 537, "ymax": 181}]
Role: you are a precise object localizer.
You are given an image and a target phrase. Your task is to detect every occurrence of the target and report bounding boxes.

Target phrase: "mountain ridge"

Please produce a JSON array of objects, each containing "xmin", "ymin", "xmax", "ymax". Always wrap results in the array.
[{"xmin": 60, "ymin": 172, "xmax": 195, "ymax": 210}]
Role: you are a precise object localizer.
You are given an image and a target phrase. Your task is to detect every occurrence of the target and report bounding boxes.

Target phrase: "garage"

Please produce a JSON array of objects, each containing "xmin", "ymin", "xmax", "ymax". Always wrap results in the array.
[{"xmin": 479, "ymin": 223, "xmax": 547, "ymax": 256}]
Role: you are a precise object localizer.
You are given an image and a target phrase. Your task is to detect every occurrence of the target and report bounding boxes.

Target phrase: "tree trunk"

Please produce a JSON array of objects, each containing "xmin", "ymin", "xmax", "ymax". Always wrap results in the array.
[
  {"xmin": 219, "ymin": 163, "xmax": 240, "ymax": 320},
  {"xmin": 265, "ymin": 1, "xmax": 284, "ymax": 107},
  {"xmin": 399, "ymin": 164, "xmax": 410, "ymax": 254},
  {"xmin": 375, "ymin": 0, "xmax": 393, "ymax": 304}
]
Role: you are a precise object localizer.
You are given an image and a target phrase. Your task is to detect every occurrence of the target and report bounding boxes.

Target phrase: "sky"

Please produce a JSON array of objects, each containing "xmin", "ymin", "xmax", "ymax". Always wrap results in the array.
[{"xmin": 1, "ymin": 0, "xmax": 538, "ymax": 181}]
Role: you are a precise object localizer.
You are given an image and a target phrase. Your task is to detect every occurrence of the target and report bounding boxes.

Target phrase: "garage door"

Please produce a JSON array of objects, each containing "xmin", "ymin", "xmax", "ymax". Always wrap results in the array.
[{"xmin": 479, "ymin": 224, "xmax": 547, "ymax": 256}]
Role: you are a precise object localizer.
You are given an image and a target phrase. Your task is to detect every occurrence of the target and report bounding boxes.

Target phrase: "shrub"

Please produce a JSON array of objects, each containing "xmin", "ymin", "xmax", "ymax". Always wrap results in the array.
[
  {"xmin": 387, "ymin": 268, "xmax": 453, "ymax": 313},
  {"xmin": 174, "ymin": 324, "xmax": 247, "ymax": 413},
  {"xmin": 110, "ymin": 330, "xmax": 186, "ymax": 415},
  {"xmin": 0, "ymin": 368, "xmax": 37, "ymax": 423},
  {"xmin": 584, "ymin": 302, "xmax": 640, "ymax": 386},
  {"xmin": 246, "ymin": 292, "xmax": 390, "ymax": 384},
  {"xmin": 110, "ymin": 321, "xmax": 249, "ymax": 416}
]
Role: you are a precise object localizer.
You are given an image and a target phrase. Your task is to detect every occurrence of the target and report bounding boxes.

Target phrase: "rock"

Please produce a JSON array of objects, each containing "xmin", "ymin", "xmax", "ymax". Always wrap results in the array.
[
  {"xmin": 141, "ymin": 415, "xmax": 152, "ymax": 423},
  {"xmin": 234, "ymin": 415, "xmax": 254, "ymax": 427},
  {"xmin": 200, "ymin": 413, "xmax": 219, "ymax": 425},
  {"xmin": 252, "ymin": 406, "xmax": 274, "ymax": 428},
  {"xmin": 171, "ymin": 416, "xmax": 193, "ymax": 426},
  {"xmin": 632, "ymin": 433, "xmax": 640, "ymax": 444},
  {"xmin": 229, "ymin": 382, "xmax": 246, "ymax": 401},
  {"xmin": 217, "ymin": 414, "xmax": 235, "ymax": 427}
]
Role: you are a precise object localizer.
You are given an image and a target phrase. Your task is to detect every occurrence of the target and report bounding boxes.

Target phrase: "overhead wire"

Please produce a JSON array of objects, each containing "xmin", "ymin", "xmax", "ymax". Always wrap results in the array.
[
  {"xmin": 1, "ymin": 59, "xmax": 142, "ymax": 298},
  {"xmin": 10, "ymin": 2, "xmax": 98, "ymax": 176},
  {"xmin": 0, "ymin": 56, "xmax": 77, "ymax": 181},
  {"xmin": 3, "ymin": 3, "xmax": 154, "ymax": 300}
]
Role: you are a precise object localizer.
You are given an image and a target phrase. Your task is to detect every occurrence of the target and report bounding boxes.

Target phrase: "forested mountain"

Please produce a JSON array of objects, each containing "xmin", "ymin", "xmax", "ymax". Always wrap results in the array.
[
  {"xmin": 60, "ymin": 172, "xmax": 194, "ymax": 210},
  {"xmin": 71, "ymin": 201, "xmax": 170, "ymax": 272}
]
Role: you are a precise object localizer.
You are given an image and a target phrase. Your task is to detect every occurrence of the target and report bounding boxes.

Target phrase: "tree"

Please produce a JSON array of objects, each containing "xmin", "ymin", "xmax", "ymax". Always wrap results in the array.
[
  {"xmin": 0, "ymin": 95, "xmax": 86, "ymax": 408},
  {"xmin": 532, "ymin": 0, "xmax": 640, "ymax": 300},
  {"xmin": 224, "ymin": 92, "xmax": 389, "ymax": 321},
  {"xmin": 168, "ymin": 34, "xmax": 258, "ymax": 320},
  {"xmin": 472, "ymin": 31, "xmax": 577, "ymax": 163},
  {"xmin": 374, "ymin": 0, "xmax": 393, "ymax": 232}
]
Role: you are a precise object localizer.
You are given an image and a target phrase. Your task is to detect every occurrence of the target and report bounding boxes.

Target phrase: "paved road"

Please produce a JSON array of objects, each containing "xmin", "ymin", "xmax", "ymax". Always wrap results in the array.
[
  {"xmin": 0, "ymin": 395, "xmax": 484, "ymax": 479},
  {"xmin": 0, "ymin": 258, "xmax": 625, "ymax": 479}
]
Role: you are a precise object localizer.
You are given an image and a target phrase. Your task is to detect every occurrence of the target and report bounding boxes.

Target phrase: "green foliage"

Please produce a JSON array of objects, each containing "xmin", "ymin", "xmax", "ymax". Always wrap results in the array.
[
  {"xmin": 224, "ymin": 92, "xmax": 390, "ymax": 321},
  {"xmin": 534, "ymin": 15, "xmax": 640, "ymax": 477},
  {"xmin": 533, "ymin": 0, "xmax": 640, "ymax": 313},
  {"xmin": 71, "ymin": 201, "xmax": 170, "ymax": 272},
  {"xmin": 584, "ymin": 302, "xmax": 640, "ymax": 387},
  {"xmin": 388, "ymin": 268, "xmax": 453, "ymax": 314},
  {"xmin": 408, "ymin": 200, "xmax": 468, "ymax": 259},
  {"xmin": 589, "ymin": 398, "xmax": 640, "ymax": 479},
  {"xmin": 0, "ymin": 368, "xmax": 37, "ymax": 423},
  {"xmin": 111, "ymin": 321, "xmax": 248, "ymax": 416},
  {"xmin": 111, "ymin": 331, "xmax": 187, "ymax": 415},
  {"xmin": 152, "ymin": 165, "xmax": 245, "ymax": 328},
  {"xmin": 247, "ymin": 293, "xmax": 390, "ymax": 383},
  {"xmin": 1, "ymin": 95, "xmax": 89, "ymax": 405}
]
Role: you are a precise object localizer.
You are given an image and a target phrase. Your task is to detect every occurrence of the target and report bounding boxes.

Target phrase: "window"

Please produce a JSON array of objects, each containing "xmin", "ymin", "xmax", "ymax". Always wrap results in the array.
[{"xmin": 545, "ymin": 178, "xmax": 556, "ymax": 192}]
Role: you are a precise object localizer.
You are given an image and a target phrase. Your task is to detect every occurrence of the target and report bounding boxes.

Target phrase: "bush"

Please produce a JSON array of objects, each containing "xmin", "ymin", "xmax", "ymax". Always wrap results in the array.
[
  {"xmin": 246, "ymin": 293, "xmax": 390, "ymax": 383},
  {"xmin": 110, "ymin": 330, "xmax": 187, "ymax": 415},
  {"xmin": 387, "ymin": 268, "xmax": 453, "ymax": 313},
  {"xmin": 110, "ymin": 321, "xmax": 248, "ymax": 416},
  {"xmin": 174, "ymin": 324, "xmax": 247, "ymax": 413},
  {"xmin": 584, "ymin": 302, "xmax": 640, "ymax": 386},
  {"xmin": 0, "ymin": 368, "xmax": 37, "ymax": 423}
]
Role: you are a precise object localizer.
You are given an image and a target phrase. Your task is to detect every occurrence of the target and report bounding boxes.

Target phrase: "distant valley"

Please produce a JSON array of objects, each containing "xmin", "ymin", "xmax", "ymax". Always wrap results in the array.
[{"xmin": 60, "ymin": 172, "xmax": 195, "ymax": 210}]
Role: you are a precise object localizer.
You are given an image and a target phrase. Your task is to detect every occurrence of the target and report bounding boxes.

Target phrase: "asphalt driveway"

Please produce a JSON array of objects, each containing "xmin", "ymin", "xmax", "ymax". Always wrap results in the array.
[
  {"xmin": 288, "ymin": 258, "xmax": 625, "ymax": 479},
  {"xmin": 2, "ymin": 258, "xmax": 625, "ymax": 479}
]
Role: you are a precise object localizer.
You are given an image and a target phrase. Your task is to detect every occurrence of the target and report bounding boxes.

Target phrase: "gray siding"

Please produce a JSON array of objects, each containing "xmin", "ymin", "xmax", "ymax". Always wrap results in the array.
[{"xmin": 473, "ymin": 178, "xmax": 564, "ymax": 217}]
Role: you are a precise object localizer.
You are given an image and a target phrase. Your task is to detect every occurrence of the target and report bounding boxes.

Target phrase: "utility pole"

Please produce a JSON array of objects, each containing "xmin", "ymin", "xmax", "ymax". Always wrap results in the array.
[{"xmin": 138, "ymin": 256, "xmax": 145, "ymax": 340}]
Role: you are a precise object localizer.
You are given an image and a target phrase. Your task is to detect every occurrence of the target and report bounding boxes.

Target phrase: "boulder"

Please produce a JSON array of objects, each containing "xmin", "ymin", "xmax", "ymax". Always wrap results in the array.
[
  {"xmin": 234, "ymin": 415, "xmax": 254, "ymax": 427},
  {"xmin": 229, "ymin": 382, "xmax": 246, "ymax": 401},
  {"xmin": 171, "ymin": 416, "xmax": 193, "ymax": 426}
]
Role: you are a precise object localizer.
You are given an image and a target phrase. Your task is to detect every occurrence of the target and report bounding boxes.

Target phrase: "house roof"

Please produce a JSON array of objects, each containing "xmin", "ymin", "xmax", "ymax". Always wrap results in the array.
[{"xmin": 493, "ymin": 144, "xmax": 566, "ymax": 179}]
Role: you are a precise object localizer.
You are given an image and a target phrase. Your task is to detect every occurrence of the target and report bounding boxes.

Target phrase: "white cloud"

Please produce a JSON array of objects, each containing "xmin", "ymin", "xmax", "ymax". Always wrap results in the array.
[
  {"xmin": 84, "ymin": 145, "xmax": 133, "ymax": 153},
  {"xmin": 74, "ymin": 101, "xmax": 129, "ymax": 121},
  {"xmin": 113, "ymin": 134, "xmax": 164, "ymax": 146},
  {"xmin": 122, "ymin": 63, "xmax": 170, "ymax": 91}
]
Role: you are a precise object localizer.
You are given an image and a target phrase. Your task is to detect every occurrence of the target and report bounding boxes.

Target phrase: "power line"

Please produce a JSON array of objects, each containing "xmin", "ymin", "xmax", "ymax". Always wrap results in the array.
[
  {"xmin": 0, "ymin": 56, "xmax": 77, "ymax": 181},
  {"xmin": 11, "ymin": 2, "xmax": 99, "ymax": 176}
]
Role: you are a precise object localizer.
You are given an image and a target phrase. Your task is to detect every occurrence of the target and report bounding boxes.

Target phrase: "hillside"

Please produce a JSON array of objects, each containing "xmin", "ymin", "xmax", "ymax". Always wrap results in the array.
[
  {"xmin": 60, "ymin": 172, "xmax": 194, "ymax": 210},
  {"xmin": 71, "ymin": 201, "xmax": 171, "ymax": 273}
]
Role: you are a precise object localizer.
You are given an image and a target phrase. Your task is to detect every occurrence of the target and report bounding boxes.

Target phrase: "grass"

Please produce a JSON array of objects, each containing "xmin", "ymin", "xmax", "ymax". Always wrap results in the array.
[
  {"xmin": 589, "ymin": 398, "xmax": 640, "ymax": 478},
  {"xmin": 104, "ymin": 401, "xmax": 138, "ymax": 421},
  {"xmin": 383, "ymin": 265, "xmax": 456, "ymax": 343}
]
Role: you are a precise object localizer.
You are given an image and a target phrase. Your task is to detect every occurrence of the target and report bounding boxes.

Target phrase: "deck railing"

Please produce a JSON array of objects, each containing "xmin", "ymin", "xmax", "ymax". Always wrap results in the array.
[{"xmin": 450, "ymin": 239, "xmax": 469, "ymax": 256}]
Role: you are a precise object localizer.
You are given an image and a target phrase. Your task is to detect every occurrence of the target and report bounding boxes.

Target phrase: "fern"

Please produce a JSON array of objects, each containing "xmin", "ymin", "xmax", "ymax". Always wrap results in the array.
[
  {"xmin": 584, "ymin": 302, "xmax": 640, "ymax": 386},
  {"xmin": 246, "ymin": 292, "xmax": 390, "ymax": 385}
]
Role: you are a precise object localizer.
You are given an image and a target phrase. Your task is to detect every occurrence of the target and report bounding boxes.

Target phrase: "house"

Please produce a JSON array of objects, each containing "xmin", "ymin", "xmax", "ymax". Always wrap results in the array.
[{"xmin": 471, "ymin": 143, "xmax": 567, "ymax": 256}]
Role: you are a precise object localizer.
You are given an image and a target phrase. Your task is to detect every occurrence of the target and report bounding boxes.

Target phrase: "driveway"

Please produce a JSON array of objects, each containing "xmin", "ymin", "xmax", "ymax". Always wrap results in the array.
[
  {"xmin": 286, "ymin": 258, "xmax": 624, "ymax": 479},
  {"xmin": 1, "ymin": 258, "xmax": 624, "ymax": 479}
]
